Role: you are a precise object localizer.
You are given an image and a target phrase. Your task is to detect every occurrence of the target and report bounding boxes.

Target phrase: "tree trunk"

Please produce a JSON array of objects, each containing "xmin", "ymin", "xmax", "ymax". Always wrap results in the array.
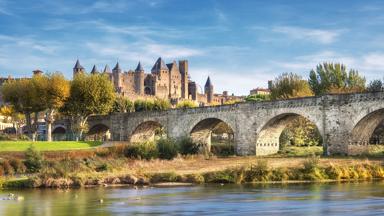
[
  {"xmin": 45, "ymin": 109, "xmax": 54, "ymax": 142},
  {"xmin": 24, "ymin": 112, "xmax": 32, "ymax": 140},
  {"xmin": 32, "ymin": 112, "xmax": 39, "ymax": 141}
]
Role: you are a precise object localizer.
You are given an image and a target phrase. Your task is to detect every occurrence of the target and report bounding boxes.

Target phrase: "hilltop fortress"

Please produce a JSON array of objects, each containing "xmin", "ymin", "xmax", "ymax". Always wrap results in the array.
[{"xmin": 73, "ymin": 57, "xmax": 241, "ymax": 106}]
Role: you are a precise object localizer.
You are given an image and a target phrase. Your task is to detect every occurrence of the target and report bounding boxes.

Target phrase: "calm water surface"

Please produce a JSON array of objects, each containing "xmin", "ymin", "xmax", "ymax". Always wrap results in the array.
[{"xmin": 0, "ymin": 182, "xmax": 383, "ymax": 215}]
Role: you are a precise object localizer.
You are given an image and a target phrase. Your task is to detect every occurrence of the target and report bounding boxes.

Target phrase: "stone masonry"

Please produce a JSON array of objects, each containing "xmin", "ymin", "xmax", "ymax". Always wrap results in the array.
[{"xmin": 85, "ymin": 92, "xmax": 384, "ymax": 156}]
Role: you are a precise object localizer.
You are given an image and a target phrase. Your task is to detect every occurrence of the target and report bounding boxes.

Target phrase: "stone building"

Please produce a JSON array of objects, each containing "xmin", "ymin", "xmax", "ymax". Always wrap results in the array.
[{"xmin": 73, "ymin": 57, "xmax": 238, "ymax": 106}]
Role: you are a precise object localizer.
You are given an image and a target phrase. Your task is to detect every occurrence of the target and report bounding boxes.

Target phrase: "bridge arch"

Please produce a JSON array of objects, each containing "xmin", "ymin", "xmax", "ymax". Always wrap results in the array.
[
  {"xmin": 189, "ymin": 117, "xmax": 235, "ymax": 155},
  {"xmin": 129, "ymin": 120, "xmax": 165, "ymax": 143},
  {"xmin": 255, "ymin": 112, "xmax": 323, "ymax": 155},
  {"xmin": 87, "ymin": 123, "xmax": 111, "ymax": 141},
  {"xmin": 349, "ymin": 108, "xmax": 384, "ymax": 154},
  {"xmin": 52, "ymin": 125, "xmax": 67, "ymax": 141}
]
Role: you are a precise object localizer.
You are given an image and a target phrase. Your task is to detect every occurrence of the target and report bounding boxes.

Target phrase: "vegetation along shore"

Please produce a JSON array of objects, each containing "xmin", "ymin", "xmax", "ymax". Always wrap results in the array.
[{"xmin": 0, "ymin": 138, "xmax": 383, "ymax": 189}]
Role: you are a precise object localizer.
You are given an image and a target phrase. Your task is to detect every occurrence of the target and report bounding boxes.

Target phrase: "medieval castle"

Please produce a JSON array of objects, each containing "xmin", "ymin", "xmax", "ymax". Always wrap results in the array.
[{"xmin": 73, "ymin": 57, "xmax": 240, "ymax": 106}]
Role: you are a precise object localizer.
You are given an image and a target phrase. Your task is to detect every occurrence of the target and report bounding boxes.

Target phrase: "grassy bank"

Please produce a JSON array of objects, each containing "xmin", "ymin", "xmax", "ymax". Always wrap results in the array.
[
  {"xmin": 0, "ymin": 141, "xmax": 102, "ymax": 152},
  {"xmin": 0, "ymin": 140, "xmax": 383, "ymax": 189},
  {"xmin": 0, "ymin": 154, "xmax": 383, "ymax": 189}
]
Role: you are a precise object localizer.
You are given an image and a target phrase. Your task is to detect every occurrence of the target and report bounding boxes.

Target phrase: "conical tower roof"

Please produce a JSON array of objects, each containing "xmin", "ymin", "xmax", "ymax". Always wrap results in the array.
[
  {"xmin": 135, "ymin": 61, "xmax": 144, "ymax": 72},
  {"xmin": 113, "ymin": 62, "xmax": 121, "ymax": 72},
  {"xmin": 151, "ymin": 57, "xmax": 168, "ymax": 72},
  {"xmin": 103, "ymin": 64, "xmax": 111, "ymax": 73},
  {"xmin": 90, "ymin": 65, "xmax": 99, "ymax": 74},
  {"xmin": 73, "ymin": 59, "xmax": 84, "ymax": 70},
  {"xmin": 205, "ymin": 76, "xmax": 213, "ymax": 87}
]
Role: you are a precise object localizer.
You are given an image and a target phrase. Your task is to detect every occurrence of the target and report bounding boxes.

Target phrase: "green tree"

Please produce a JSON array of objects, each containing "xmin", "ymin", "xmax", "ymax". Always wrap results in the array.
[
  {"xmin": 308, "ymin": 63, "xmax": 366, "ymax": 95},
  {"xmin": 367, "ymin": 79, "xmax": 383, "ymax": 92},
  {"xmin": 280, "ymin": 117, "xmax": 322, "ymax": 147},
  {"xmin": 270, "ymin": 72, "xmax": 313, "ymax": 100},
  {"xmin": 61, "ymin": 73, "xmax": 115, "ymax": 139},
  {"xmin": 112, "ymin": 95, "xmax": 134, "ymax": 113},
  {"xmin": 244, "ymin": 94, "xmax": 270, "ymax": 102}
]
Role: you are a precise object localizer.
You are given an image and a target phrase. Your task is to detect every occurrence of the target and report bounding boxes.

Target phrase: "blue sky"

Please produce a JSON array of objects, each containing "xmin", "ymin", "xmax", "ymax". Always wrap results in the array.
[{"xmin": 1, "ymin": 0, "xmax": 384, "ymax": 95}]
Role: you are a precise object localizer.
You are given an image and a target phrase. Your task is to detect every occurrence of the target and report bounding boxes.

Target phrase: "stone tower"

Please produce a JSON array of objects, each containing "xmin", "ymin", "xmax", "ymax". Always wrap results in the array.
[
  {"xmin": 134, "ymin": 62, "xmax": 145, "ymax": 95},
  {"xmin": 73, "ymin": 59, "xmax": 85, "ymax": 77},
  {"xmin": 151, "ymin": 57, "xmax": 169, "ymax": 99},
  {"xmin": 204, "ymin": 76, "xmax": 214, "ymax": 104},
  {"xmin": 179, "ymin": 60, "xmax": 189, "ymax": 99},
  {"xmin": 112, "ymin": 62, "xmax": 122, "ymax": 92}
]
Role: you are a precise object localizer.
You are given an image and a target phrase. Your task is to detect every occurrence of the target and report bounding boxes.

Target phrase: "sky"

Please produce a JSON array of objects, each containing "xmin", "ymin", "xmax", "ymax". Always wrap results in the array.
[{"xmin": 1, "ymin": 0, "xmax": 384, "ymax": 95}]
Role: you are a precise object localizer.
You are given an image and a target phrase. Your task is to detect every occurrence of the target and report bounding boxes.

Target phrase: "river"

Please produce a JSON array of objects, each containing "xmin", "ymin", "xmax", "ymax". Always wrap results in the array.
[{"xmin": 0, "ymin": 182, "xmax": 383, "ymax": 215}]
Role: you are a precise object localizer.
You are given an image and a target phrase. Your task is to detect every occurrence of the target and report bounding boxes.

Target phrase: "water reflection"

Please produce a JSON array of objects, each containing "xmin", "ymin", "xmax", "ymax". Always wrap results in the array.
[{"xmin": 0, "ymin": 182, "xmax": 383, "ymax": 216}]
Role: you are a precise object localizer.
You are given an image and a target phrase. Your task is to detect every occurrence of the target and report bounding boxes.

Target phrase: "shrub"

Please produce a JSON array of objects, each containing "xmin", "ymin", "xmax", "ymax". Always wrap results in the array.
[
  {"xmin": 9, "ymin": 158, "xmax": 26, "ymax": 173},
  {"xmin": 95, "ymin": 163, "xmax": 111, "ymax": 172},
  {"xmin": 1, "ymin": 160, "xmax": 14, "ymax": 175},
  {"xmin": 157, "ymin": 138, "xmax": 178, "ymax": 160},
  {"xmin": 301, "ymin": 155, "xmax": 326, "ymax": 180},
  {"xmin": 245, "ymin": 160, "xmax": 270, "ymax": 182},
  {"xmin": 124, "ymin": 141, "xmax": 158, "ymax": 160},
  {"xmin": 176, "ymin": 100, "xmax": 198, "ymax": 108},
  {"xmin": 24, "ymin": 145, "xmax": 44, "ymax": 173},
  {"xmin": 178, "ymin": 137, "xmax": 200, "ymax": 155}
]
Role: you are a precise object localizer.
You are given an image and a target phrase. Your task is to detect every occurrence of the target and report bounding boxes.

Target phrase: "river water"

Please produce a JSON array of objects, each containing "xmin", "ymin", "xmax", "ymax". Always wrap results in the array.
[{"xmin": 0, "ymin": 182, "xmax": 383, "ymax": 215}]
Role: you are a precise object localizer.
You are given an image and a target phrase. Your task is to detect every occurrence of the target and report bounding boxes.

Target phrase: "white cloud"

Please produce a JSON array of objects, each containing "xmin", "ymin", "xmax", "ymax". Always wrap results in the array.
[{"xmin": 272, "ymin": 26, "xmax": 344, "ymax": 44}]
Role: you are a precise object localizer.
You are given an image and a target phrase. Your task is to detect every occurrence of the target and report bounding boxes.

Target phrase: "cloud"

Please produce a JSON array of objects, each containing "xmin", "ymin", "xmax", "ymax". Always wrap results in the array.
[
  {"xmin": 0, "ymin": 0, "xmax": 12, "ymax": 15},
  {"xmin": 272, "ymin": 26, "xmax": 344, "ymax": 44}
]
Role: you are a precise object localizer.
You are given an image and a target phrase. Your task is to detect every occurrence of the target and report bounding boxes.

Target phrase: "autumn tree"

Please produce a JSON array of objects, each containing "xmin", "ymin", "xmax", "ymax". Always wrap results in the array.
[
  {"xmin": 270, "ymin": 72, "xmax": 313, "ymax": 100},
  {"xmin": 37, "ymin": 73, "xmax": 70, "ymax": 142},
  {"xmin": 308, "ymin": 63, "xmax": 366, "ymax": 95},
  {"xmin": 1, "ymin": 78, "xmax": 40, "ymax": 139},
  {"xmin": 61, "ymin": 73, "xmax": 115, "ymax": 139}
]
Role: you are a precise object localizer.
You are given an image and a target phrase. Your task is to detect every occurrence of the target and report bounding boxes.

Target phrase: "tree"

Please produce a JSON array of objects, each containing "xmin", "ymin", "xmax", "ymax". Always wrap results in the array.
[
  {"xmin": 61, "ymin": 73, "xmax": 115, "ymax": 139},
  {"xmin": 176, "ymin": 100, "xmax": 199, "ymax": 108},
  {"xmin": 244, "ymin": 94, "xmax": 270, "ymax": 102},
  {"xmin": 112, "ymin": 95, "xmax": 134, "ymax": 113},
  {"xmin": 270, "ymin": 72, "xmax": 313, "ymax": 100},
  {"xmin": 309, "ymin": 63, "xmax": 366, "ymax": 95},
  {"xmin": 367, "ymin": 79, "xmax": 383, "ymax": 92},
  {"xmin": 1, "ymin": 78, "xmax": 40, "ymax": 139},
  {"xmin": 38, "ymin": 73, "xmax": 70, "ymax": 142},
  {"xmin": 280, "ymin": 117, "xmax": 322, "ymax": 147}
]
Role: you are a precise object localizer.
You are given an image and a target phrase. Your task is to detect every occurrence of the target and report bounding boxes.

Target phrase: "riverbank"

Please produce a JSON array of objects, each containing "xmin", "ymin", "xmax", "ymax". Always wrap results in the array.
[{"xmin": 1, "ymin": 154, "xmax": 383, "ymax": 189}]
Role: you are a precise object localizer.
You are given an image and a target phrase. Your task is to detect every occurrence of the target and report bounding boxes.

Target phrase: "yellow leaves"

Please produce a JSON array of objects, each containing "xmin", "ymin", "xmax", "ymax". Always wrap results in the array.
[{"xmin": 176, "ymin": 100, "xmax": 199, "ymax": 108}]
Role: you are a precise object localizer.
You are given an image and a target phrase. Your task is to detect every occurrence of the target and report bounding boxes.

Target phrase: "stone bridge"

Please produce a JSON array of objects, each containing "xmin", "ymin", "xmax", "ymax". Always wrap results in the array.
[{"xmin": 85, "ymin": 92, "xmax": 384, "ymax": 156}]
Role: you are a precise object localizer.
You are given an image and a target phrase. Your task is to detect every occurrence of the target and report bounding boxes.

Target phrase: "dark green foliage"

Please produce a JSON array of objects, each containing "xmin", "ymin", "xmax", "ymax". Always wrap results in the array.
[
  {"xmin": 244, "ymin": 94, "xmax": 270, "ymax": 102},
  {"xmin": 124, "ymin": 141, "xmax": 158, "ymax": 160},
  {"xmin": 24, "ymin": 145, "xmax": 43, "ymax": 173},
  {"xmin": 309, "ymin": 63, "xmax": 366, "ymax": 95},
  {"xmin": 177, "ymin": 137, "xmax": 200, "ymax": 155},
  {"xmin": 95, "ymin": 163, "xmax": 110, "ymax": 172},
  {"xmin": 156, "ymin": 138, "xmax": 178, "ymax": 160},
  {"xmin": 367, "ymin": 79, "xmax": 383, "ymax": 92}
]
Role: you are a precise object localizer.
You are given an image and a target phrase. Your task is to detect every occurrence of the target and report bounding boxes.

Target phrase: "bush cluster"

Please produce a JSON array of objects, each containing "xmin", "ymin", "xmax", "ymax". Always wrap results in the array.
[{"xmin": 134, "ymin": 98, "xmax": 171, "ymax": 112}]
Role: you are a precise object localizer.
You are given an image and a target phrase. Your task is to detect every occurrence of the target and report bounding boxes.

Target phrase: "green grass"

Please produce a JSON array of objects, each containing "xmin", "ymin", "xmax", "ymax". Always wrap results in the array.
[{"xmin": 0, "ymin": 141, "xmax": 102, "ymax": 152}]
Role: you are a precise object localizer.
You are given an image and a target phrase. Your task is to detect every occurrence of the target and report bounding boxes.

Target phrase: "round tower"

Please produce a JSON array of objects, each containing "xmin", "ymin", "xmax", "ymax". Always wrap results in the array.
[{"xmin": 134, "ymin": 61, "xmax": 145, "ymax": 95}]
